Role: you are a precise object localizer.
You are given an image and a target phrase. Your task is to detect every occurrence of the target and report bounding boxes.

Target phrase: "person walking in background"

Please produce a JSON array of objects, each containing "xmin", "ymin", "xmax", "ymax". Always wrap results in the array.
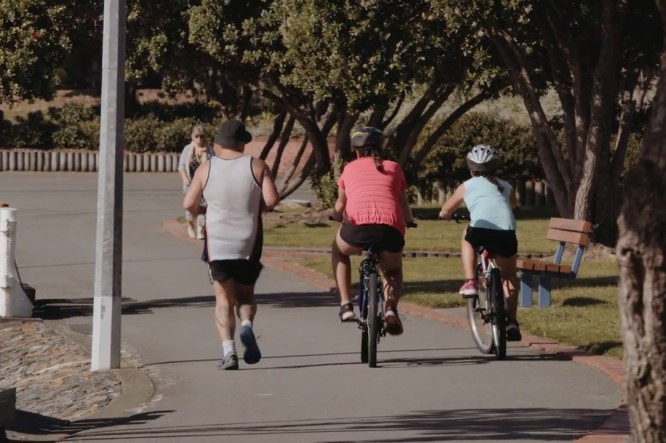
[
  {"xmin": 438, "ymin": 144, "xmax": 522, "ymax": 341},
  {"xmin": 183, "ymin": 119, "xmax": 280, "ymax": 370},
  {"xmin": 179, "ymin": 124, "xmax": 211, "ymax": 239}
]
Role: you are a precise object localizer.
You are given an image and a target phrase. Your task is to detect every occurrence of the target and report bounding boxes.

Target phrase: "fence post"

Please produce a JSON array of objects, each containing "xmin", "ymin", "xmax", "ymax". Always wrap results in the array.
[
  {"xmin": 0, "ymin": 207, "xmax": 33, "ymax": 318},
  {"xmin": 524, "ymin": 180, "xmax": 535, "ymax": 207},
  {"xmin": 534, "ymin": 180, "xmax": 545, "ymax": 207}
]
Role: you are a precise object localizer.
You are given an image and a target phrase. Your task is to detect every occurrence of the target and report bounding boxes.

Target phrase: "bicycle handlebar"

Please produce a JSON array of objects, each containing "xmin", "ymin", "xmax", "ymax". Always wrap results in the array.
[{"xmin": 451, "ymin": 212, "xmax": 470, "ymax": 223}]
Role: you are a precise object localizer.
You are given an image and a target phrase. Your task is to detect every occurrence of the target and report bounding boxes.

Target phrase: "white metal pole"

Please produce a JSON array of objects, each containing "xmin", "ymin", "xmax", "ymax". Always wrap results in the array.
[
  {"xmin": 91, "ymin": 0, "xmax": 126, "ymax": 371},
  {"xmin": 0, "ymin": 208, "xmax": 33, "ymax": 318}
]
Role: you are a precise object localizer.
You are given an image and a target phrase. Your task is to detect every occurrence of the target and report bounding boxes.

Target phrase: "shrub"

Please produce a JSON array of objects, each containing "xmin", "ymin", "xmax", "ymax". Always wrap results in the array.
[
  {"xmin": 310, "ymin": 158, "xmax": 345, "ymax": 209},
  {"xmin": 124, "ymin": 116, "xmax": 163, "ymax": 152},
  {"xmin": 415, "ymin": 112, "xmax": 542, "ymax": 190},
  {"xmin": 6, "ymin": 111, "xmax": 57, "ymax": 149},
  {"xmin": 156, "ymin": 118, "xmax": 207, "ymax": 153}
]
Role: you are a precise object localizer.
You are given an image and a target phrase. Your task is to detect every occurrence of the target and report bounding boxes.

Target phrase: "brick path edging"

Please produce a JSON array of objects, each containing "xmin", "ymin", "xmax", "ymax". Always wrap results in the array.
[{"xmin": 162, "ymin": 218, "xmax": 630, "ymax": 443}]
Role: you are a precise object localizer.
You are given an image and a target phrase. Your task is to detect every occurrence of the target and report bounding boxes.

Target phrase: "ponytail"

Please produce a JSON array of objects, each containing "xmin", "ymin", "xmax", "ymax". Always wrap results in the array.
[
  {"xmin": 358, "ymin": 149, "xmax": 386, "ymax": 173},
  {"xmin": 478, "ymin": 172, "xmax": 504, "ymax": 193},
  {"xmin": 487, "ymin": 176, "xmax": 504, "ymax": 193},
  {"xmin": 372, "ymin": 150, "xmax": 385, "ymax": 173}
]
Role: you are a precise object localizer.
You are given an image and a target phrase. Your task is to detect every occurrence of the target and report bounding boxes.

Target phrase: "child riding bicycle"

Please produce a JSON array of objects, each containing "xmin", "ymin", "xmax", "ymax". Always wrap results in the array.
[
  {"xmin": 438, "ymin": 144, "xmax": 522, "ymax": 341},
  {"xmin": 331, "ymin": 127, "xmax": 415, "ymax": 335}
]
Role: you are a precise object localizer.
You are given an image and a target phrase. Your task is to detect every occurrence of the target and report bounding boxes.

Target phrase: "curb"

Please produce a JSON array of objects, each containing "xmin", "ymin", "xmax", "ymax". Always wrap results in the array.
[
  {"xmin": 163, "ymin": 218, "xmax": 630, "ymax": 443},
  {"xmin": 50, "ymin": 323, "xmax": 156, "ymax": 421}
]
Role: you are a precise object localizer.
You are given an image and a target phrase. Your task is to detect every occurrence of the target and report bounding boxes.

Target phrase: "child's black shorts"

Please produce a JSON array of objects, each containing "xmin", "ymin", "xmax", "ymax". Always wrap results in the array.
[{"xmin": 465, "ymin": 227, "xmax": 518, "ymax": 257}]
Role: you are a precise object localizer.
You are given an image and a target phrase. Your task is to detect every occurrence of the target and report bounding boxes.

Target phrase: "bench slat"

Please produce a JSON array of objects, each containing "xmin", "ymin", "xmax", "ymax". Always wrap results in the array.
[
  {"xmin": 549, "ymin": 217, "xmax": 592, "ymax": 233},
  {"xmin": 547, "ymin": 228, "xmax": 590, "ymax": 245},
  {"xmin": 517, "ymin": 259, "xmax": 572, "ymax": 274},
  {"xmin": 545, "ymin": 263, "xmax": 572, "ymax": 273},
  {"xmin": 516, "ymin": 259, "xmax": 547, "ymax": 272}
]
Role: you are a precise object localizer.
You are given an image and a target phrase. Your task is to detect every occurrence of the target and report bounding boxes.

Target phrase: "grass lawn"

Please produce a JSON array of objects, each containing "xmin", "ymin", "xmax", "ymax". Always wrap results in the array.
[
  {"xmin": 295, "ymin": 251, "xmax": 622, "ymax": 360},
  {"xmin": 264, "ymin": 205, "xmax": 562, "ymax": 253}
]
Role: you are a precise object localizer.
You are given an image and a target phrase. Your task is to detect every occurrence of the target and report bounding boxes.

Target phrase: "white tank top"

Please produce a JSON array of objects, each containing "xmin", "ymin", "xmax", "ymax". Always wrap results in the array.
[{"xmin": 203, "ymin": 155, "xmax": 263, "ymax": 260}]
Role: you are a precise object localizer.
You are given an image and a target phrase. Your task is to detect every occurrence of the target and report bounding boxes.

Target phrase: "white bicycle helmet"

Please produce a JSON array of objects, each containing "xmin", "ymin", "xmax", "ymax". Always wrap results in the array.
[
  {"xmin": 466, "ymin": 144, "xmax": 502, "ymax": 172},
  {"xmin": 351, "ymin": 127, "xmax": 384, "ymax": 151}
]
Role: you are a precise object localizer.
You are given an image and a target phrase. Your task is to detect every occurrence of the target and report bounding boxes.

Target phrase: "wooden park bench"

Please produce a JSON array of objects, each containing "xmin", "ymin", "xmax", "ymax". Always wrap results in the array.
[{"xmin": 517, "ymin": 217, "xmax": 592, "ymax": 308}]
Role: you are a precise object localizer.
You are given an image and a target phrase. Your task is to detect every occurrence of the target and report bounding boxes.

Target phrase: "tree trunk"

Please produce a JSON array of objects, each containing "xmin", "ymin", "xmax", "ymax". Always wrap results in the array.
[
  {"xmin": 617, "ymin": 1, "xmax": 666, "ymax": 435},
  {"xmin": 269, "ymin": 115, "xmax": 296, "ymax": 178},
  {"xmin": 280, "ymin": 136, "xmax": 309, "ymax": 188},
  {"xmin": 617, "ymin": 159, "xmax": 666, "ymax": 442},
  {"xmin": 259, "ymin": 111, "xmax": 287, "ymax": 160}
]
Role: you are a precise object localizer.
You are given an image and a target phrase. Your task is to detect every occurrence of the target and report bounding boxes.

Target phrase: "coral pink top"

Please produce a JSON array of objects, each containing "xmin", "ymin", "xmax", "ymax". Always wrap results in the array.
[{"xmin": 338, "ymin": 157, "xmax": 407, "ymax": 235}]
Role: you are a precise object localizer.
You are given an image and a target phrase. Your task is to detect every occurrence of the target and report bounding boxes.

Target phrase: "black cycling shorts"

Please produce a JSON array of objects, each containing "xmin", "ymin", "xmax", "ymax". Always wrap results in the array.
[
  {"xmin": 208, "ymin": 259, "xmax": 263, "ymax": 286},
  {"xmin": 465, "ymin": 226, "xmax": 518, "ymax": 258},
  {"xmin": 339, "ymin": 223, "xmax": 405, "ymax": 253}
]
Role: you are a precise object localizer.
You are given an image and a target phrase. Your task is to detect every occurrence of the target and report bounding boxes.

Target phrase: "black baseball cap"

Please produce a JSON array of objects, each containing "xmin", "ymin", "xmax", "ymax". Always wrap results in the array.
[{"xmin": 214, "ymin": 119, "xmax": 252, "ymax": 147}]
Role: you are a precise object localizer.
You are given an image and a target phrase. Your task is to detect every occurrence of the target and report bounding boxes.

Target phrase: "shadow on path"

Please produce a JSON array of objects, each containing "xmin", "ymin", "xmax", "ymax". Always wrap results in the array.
[
  {"xmin": 33, "ymin": 291, "xmax": 337, "ymax": 320},
  {"xmin": 7, "ymin": 409, "xmax": 171, "ymax": 441},
  {"xmin": 45, "ymin": 408, "xmax": 616, "ymax": 441}
]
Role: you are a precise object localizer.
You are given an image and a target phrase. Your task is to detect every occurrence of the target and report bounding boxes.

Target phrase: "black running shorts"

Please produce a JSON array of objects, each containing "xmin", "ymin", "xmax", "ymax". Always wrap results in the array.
[
  {"xmin": 208, "ymin": 259, "xmax": 263, "ymax": 285},
  {"xmin": 339, "ymin": 223, "xmax": 405, "ymax": 253},
  {"xmin": 464, "ymin": 226, "xmax": 518, "ymax": 257}
]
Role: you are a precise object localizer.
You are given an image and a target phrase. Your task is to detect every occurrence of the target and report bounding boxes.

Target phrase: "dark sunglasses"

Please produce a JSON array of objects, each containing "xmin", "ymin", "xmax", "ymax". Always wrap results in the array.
[{"xmin": 194, "ymin": 134, "xmax": 205, "ymax": 138}]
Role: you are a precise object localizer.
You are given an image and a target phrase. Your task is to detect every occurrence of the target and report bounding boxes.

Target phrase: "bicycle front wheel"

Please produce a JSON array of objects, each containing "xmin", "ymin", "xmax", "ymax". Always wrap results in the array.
[
  {"xmin": 467, "ymin": 270, "xmax": 494, "ymax": 354},
  {"xmin": 367, "ymin": 273, "xmax": 379, "ymax": 367},
  {"xmin": 489, "ymin": 268, "xmax": 507, "ymax": 360}
]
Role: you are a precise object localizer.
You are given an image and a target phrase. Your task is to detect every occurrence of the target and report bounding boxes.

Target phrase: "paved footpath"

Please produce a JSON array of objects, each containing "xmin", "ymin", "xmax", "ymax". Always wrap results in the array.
[{"xmin": 2, "ymin": 172, "xmax": 626, "ymax": 442}]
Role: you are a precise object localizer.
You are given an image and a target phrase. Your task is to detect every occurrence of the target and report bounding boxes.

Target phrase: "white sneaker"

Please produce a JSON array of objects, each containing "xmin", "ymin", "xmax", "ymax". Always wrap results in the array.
[{"xmin": 186, "ymin": 221, "xmax": 196, "ymax": 238}]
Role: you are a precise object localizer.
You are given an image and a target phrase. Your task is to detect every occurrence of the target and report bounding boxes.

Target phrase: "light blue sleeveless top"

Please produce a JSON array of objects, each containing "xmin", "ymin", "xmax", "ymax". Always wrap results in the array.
[{"xmin": 463, "ymin": 176, "xmax": 515, "ymax": 230}]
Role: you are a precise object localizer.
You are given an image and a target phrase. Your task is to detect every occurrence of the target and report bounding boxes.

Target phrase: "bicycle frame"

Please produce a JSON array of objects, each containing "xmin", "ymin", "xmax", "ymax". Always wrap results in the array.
[
  {"xmin": 358, "ymin": 247, "xmax": 385, "ymax": 367},
  {"xmin": 477, "ymin": 248, "xmax": 499, "ymax": 290}
]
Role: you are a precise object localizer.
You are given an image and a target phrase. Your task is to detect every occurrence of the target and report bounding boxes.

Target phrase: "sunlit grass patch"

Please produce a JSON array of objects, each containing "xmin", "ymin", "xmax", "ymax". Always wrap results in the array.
[{"xmin": 296, "ymin": 254, "xmax": 622, "ymax": 359}]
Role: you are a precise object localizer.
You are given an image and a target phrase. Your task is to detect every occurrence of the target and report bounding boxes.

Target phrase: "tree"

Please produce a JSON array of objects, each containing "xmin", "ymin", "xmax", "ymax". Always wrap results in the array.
[
  {"xmin": 0, "ymin": 0, "xmax": 76, "ymax": 104},
  {"xmin": 437, "ymin": 0, "xmax": 661, "ymax": 246},
  {"xmin": 274, "ymin": 0, "xmax": 508, "ymax": 169},
  {"xmin": 617, "ymin": 0, "xmax": 666, "ymax": 439}
]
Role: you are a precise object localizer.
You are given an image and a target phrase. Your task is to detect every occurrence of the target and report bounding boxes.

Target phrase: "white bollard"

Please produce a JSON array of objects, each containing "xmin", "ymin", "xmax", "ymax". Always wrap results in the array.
[{"xmin": 0, "ymin": 207, "xmax": 33, "ymax": 318}]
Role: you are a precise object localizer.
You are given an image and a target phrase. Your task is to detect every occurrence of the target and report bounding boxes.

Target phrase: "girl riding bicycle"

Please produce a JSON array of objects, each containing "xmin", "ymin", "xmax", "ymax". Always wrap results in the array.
[
  {"xmin": 438, "ymin": 144, "xmax": 522, "ymax": 341},
  {"xmin": 331, "ymin": 127, "xmax": 414, "ymax": 335}
]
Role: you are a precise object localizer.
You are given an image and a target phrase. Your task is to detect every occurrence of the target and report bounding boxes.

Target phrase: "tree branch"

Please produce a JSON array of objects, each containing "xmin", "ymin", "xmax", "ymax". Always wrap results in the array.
[
  {"xmin": 412, "ymin": 89, "xmax": 492, "ymax": 168},
  {"xmin": 487, "ymin": 28, "xmax": 570, "ymax": 214}
]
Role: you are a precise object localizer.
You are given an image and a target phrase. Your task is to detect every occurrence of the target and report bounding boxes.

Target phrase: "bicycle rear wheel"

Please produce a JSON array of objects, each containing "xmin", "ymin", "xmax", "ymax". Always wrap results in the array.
[
  {"xmin": 467, "ymin": 265, "xmax": 494, "ymax": 354},
  {"xmin": 489, "ymin": 268, "xmax": 507, "ymax": 359},
  {"xmin": 361, "ymin": 326, "xmax": 369, "ymax": 363},
  {"xmin": 367, "ymin": 273, "xmax": 379, "ymax": 367}
]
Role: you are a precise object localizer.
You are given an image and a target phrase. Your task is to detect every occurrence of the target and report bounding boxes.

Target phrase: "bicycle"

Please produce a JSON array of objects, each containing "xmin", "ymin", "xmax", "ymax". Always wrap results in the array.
[
  {"xmin": 355, "ymin": 221, "xmax": 417, "ymax": 367},
  {"xmin": 452, "ymin": 212, "xmax": 507, "ymax": 360},
  {"xmin": 330, "ymin": 217, "xmax": 416, "ymax": 367}
]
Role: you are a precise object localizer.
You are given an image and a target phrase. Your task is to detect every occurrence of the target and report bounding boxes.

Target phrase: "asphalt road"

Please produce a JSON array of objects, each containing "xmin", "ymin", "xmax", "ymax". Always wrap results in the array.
[{"xmin": 2, "ymin": 172, "xmax": 621, "ymax": 442}]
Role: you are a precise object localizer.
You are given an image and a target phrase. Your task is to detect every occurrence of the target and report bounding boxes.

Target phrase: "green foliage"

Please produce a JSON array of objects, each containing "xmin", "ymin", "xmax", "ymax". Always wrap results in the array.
[
  {"xmin": 416, "ymin": 112, "xmax": 542, "ymax": 189},
  {"xmin": 3, "ymin": 101, "xmax": 215, "ymax": 152},
  {"xmin": 6, "ymin": 111, "xmax": 56, "ymax": 148},
  {"xmin": 309, "ymin": 158, "xmax": 345, "ymax": 209},
  {"xmin": 0, "ymin": 0, "xmax": 74, "ymax": 104},
  {"xmin": 124, "ymin": 116, "xmax": 165, "ymax": 153},
  {"xmin": 49, "ymin": 103, "xmax": 99, "ymax": 149}
]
